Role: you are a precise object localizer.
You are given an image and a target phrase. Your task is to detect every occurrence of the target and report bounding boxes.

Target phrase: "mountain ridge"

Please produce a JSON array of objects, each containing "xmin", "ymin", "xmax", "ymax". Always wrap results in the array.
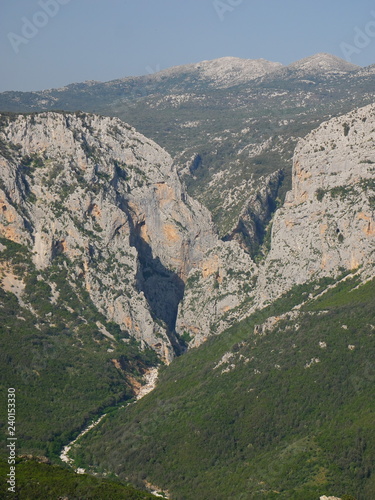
[
  {"xmin": 140, "ymin": 56, "xmax": 284, "ymax": 88},
  {"xmin": 0, "ymin": 53, "xmax": 362, "ymax": 95},
  {"xmin": 0, "ymin": 52, "xmax": 373, "ymax": 243}
]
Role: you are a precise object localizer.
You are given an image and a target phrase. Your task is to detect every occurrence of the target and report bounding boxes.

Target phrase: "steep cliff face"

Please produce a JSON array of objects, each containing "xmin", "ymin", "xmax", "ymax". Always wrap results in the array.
[
  {"xmin": 257, "ymin": 103, "xmax": 375, "ymax": 305},
  {"xmin": 176, "ymin": 240, "xmax": 257, "ymax": 347},
  {"xmin": 223, "ymin": 170, "xmax": 284, "ymax": 257},
  {"xmin": 0, "ymin": 112, "xmax": 255, "ymax": 360}
]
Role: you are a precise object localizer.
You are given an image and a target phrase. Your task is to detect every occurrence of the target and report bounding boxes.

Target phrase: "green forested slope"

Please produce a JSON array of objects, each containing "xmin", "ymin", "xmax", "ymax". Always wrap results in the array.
[
  {"xmin": 0, "ymin": 459, "xmax": 158, "ymax": 499},
  {"xmin": 73, "ymin": 276, "xmax": 375, "ymax": 499},
  {"xmin": 0, "ymin": 238, "xmax": 158, "ymax": 459}
]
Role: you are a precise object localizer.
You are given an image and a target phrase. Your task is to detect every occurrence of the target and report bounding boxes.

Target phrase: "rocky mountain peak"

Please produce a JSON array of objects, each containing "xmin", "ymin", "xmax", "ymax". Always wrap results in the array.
[
  {"xmin": 145, "ymin": 56, "xmax": 283, "ymax": 88},
  {"xmin": 192, "ymin": 56, "xmax": 283, "ymax": 86},
  {"xmin": 287, "ymin": 52, "xmax": 360, "ymax": 75}
]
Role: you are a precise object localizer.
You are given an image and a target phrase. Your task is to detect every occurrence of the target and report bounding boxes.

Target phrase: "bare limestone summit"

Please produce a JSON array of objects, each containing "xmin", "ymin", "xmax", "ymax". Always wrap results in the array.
[
  {"xmin": 141, "ymin": 56, "xmax": 283, "ymax": 88},
  {"xmin": 287, "ymin": 52, "xmax": 359, "ymax": 75},
  {"xmin": 260, "ymin": 53, "xmax": 360, "ymax": 82}
]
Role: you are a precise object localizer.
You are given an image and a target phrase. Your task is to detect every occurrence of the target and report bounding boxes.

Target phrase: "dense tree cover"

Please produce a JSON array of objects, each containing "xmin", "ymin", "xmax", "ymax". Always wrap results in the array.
[
  {"xmin": 0, "ymin": 459, "xmax": 158, "ymax": 499},
  {"xmin": 73, "ymin": 277, "xmax": 375, "ymax": 499},
  {"xmin": 0, "ymin": 238, "xmax": 158, "ymax": 459}
]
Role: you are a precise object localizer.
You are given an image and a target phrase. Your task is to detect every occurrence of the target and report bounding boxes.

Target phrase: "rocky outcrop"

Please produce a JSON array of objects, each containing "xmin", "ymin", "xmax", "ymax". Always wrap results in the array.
[
  {"xmin": 223, "ymin": 170, "xmax": 284, "ymax": 257},
  {"xmin": 256, "ymin": 103, "xmax": 375, "ymax": 305},
  {"xmin": 0, "ymin": 111, "xmax": 255, "ymax": 359},
  {"xmin": 176, "ymin": 240, "xmax": 257, "ymax": 347}
]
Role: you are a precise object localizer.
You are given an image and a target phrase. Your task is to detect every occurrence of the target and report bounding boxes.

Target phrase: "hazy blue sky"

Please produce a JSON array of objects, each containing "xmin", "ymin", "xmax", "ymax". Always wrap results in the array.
[{"xmin": 1, "ymin": 0, "xmax": 375, "ymax": 91}]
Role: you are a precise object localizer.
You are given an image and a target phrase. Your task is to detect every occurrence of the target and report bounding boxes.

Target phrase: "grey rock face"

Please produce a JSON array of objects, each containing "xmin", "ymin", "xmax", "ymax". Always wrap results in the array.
[
  {"xmin": 224, "ymin": 170, "xmax": 284, "ymax": 257},
  {"xmin": 2, "ymin": 53, "xmax": 374, "ymax": 241},
  {"xmin": 257, "ymin": 103, "xmax": 375, "ymax": 305},
  {"xmin": 0, "ymin": 112, "xmax": 256, "ymax": 359},
  {"xmin": 176, "ymin": 240, "xmax": 257, "ymax": 347},
  {"xmin": 0, "ymin": 112, "xmax": 184, "ymax": 361}
]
